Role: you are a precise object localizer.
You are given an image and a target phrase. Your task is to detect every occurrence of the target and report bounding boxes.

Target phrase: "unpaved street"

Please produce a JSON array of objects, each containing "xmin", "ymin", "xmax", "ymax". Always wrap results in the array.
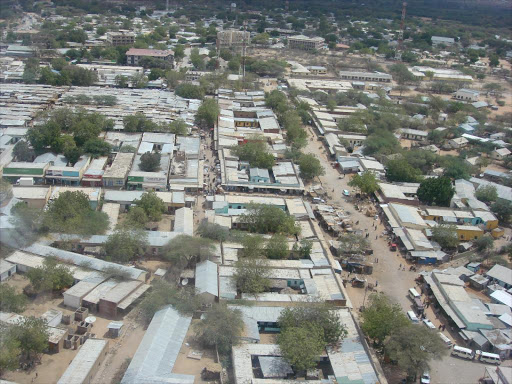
[{"xmin": 301, "ymin": 125, "xmax": 512, "ymax": 384}]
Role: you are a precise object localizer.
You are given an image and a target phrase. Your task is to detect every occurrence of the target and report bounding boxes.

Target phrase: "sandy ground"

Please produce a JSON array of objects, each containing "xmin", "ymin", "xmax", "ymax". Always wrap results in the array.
[
  {"xmin": 172, "ymin": 319, "xmax": 218, "ymax": 383},
  {"xmin": 301, "ymin": 124, "xmax": 512, "ymax": 384},
  {"xmin": 0, "ymin": 273, "xmax": 148, "ymax": 384}
]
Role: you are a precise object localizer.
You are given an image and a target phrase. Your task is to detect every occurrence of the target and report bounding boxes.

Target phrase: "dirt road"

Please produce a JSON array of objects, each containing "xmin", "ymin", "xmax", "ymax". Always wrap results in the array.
[{"xmin": 301, "ymin": 125, "xmax": 512, "ymax": 384}]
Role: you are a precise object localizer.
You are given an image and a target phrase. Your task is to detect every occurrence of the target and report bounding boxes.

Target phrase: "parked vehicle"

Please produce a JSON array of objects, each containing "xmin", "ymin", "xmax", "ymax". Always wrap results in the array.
[
  {"xmin": 475, "ymin": 351, "xmax": 501, "ymax": 365},
  {"xmin": 408, "ymin": 287, "xmax": 421, "ymax": 300},
  {"xmin": 407, "ymin": 310, "xmax": 419, "ymax": 323},
  {"xmin": 451, "ymin": 345, "xmax": 474, "ymax": 360},
  {"xmin": 420, "ymin": 371, "xmax": 431, "ymax": 384},
  {"xmin": 438, "ymin": 332, "xmax": 452, "ymax": 348},
  {"xmin": 414, "ymin": 297, "xmax": 425, "ymax": 313},
  {"xmin": 422, "ymin": 319, "xmax": 436, "ymax": 329},
  {"xmin": 343, "ymin": 189, "xmax": 350, "ymax": 196}
]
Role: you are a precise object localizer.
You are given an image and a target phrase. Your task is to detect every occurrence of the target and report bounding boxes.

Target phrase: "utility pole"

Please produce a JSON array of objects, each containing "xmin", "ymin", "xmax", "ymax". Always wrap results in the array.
[
  {"xmin": 242, "ymin": 20, "xmax": 247, "ymax": 90},
  {"xmin": 395, "ymin": 2, "xmax": 407, "ymax": 61},
  {"xmin": 166, "ymin": 0, "xmax": 169, "ymax": 12}
]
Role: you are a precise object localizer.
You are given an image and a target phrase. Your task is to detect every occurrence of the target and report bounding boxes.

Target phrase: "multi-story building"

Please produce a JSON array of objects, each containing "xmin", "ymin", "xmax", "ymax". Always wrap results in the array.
[
  {"xmin": 106, "ymin": 31, "xmax": 135, "ymax": 46},
  {"xmin": 126, "ymin": 48, "xmax": 174, "ymax": 66},
  {"xmin": 216, "ymin": 29, "xmax": 250, "ymax": 53},
  {"xmin": 288, "ymin": 35, "xmax": 325, "ymax": 51},
  {"xmin": 339, "ymin": 71, "xmax": 392, "ymax": 83}
]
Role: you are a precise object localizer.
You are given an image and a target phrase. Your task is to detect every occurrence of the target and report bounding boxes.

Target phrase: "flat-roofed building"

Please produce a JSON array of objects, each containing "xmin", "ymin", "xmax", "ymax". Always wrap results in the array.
[
  {"xmin": 126, "ymin": 48, "xmax": 174, "ymax": 66},
  {"xmin": 288, "ymin": 35, "xmax": 324, "ymax": 51},
  {"xmin": 216, "ymin": 29, "xmax": 250, "ymax": 52},
  {"xmin": 339, "ymin": 71, "xmax": 392, "ymax": 83},
  {"xmin": 106, "ymin": 31, "xmax": 135, "ymax": 46},
  {"xmin": 103, "ymin": 152, "xmax": 135, "ymax": 188},
  {"xmin": 454, "ymin": 88, "xmax": 480, "ymax": 102}
]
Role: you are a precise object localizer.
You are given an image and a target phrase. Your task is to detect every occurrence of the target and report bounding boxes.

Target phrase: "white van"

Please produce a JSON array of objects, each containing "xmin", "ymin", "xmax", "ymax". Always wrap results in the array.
[
  {"xmin": 407, "ymin": 310, "xmax": 419, "ymax": 323},
  {"xmin": 451, "ymin": 345, "xmax": 474, "ymax": 360},
  {"xmin": 408, "ymin": 288, "xmax": 420, "ymax": 300},
  {"xmin": 438, "ymin": 332, "xmax": 452, "ymax": 348},
  {"xmin": 476, "ymin": 351, "xmax": 501, "ymax": 365}
]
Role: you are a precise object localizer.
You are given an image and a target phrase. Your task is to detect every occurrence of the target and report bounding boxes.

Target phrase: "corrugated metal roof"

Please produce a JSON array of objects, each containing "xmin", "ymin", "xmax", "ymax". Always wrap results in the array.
[
  {"xmin": 121, "ymin": 306, "xmax": 193, "ymax": 384},
  {"xmin": 57, "ymin": 339, "xmax": 108, "ymax": 384},
  {"xmin": 195, "ymin": 260, "xmax": 218, "ymax": 297}
]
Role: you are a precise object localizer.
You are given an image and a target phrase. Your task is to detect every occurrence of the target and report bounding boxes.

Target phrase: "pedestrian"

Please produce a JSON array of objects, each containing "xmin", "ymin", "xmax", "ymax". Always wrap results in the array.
[
  {"xmin": 442, "ymin": 324, "xmax": 446, "ymax": 331},
  {"xmin": 438, "ymin": 324, "xmax": 442, "ymax": 330},
  {"xmin": 399, "ymin": 263, "xmax": 402, "ymax": 269},
  {"xmin": 375, "ymin": 235, "xmax": 378, "ymax": 240},
  {"xmin": 375, "ymin": 280, "xmax": 378, "ymax": 287}
]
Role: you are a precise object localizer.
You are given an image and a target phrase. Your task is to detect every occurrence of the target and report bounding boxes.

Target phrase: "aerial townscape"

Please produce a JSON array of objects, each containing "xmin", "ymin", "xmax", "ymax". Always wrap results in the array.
[{"xmin": 0, "ymin": 1, "xmax": 512, "ymax": 383}]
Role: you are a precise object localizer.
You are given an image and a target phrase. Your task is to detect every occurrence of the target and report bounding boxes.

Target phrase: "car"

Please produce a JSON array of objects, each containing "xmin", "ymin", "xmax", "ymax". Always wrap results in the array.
[
  {"xmin": 423, "ymin": 319, "xmax": 436, "ymax": 330},
  {"xmin": 343, "ymin": 189, "xmax": 350, "ymax": 196},
  {"xmin": 420, "ymin": 371, "xmax": 431, "ymax": 384},
  {"xmin": 312, "ymin": 197, "xmax": 326, "ymax": 204}
]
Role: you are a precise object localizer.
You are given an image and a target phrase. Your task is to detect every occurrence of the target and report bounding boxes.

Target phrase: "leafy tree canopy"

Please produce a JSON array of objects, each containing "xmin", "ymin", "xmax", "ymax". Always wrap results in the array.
[
  {"xmin": 104, "ymin": 229, "xmax": 148, "ymax": 262},
  {"xmin": 240, "ymin": 203, "xmax": 300, "ymax": 235},
  {"xmin": 432, "ymin": 224, "xmax": 459, "ymax": 249},
  {"xmin": 348, "ymin": 171, "xmax": 379, "ymax": 196},
  {"xmin": 194, "ymin": 303, "xmax": 244, "ymax": 355},
  {"xmin": 417, "ymin": 177, "xmax": 454, "ymax": 206},
  {"xmin": 27, "ymin": 257, "xmax": 73, "ymax": 292},
  {"xmin": 230, "ymin": 138, "xmax": 275, "ymax": 169},
  {"xmin": 133, "ymin": 191, "xmax": 165, "ymax": 222}
]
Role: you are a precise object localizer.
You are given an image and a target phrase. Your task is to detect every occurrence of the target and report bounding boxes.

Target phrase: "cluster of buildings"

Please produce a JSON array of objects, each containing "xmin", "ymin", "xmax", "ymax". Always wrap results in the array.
[{"xmin": 423, "ymin": 263, "xmax": 512, "ymax": 360}]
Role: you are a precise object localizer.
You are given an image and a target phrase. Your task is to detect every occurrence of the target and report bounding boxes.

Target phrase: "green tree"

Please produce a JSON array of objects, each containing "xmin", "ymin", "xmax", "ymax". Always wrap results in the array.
[
  {"xmin": 385, "ymin": 159, "xmax": 423, "ymax": 182},
  {"xmin": 0, "ymin": 285, "xmax": 28, "ymax": 313},
  {"xmin": 278, "ymin": 326, "xmax": 324, "ymax": 372},
  {"xmin": 348, "ymin": 171, "xmax": 379, "ymax": 196},
  {"xmin": 104, "ymin": 229, "xmax": 148, "ymax": 262},
  {"xmin": 278, "ymin": 304, "xmax": 347, "ymax": 372},
  {"xmin": 230, "ymin": 139, "xmax": 275, "ymax": 169},
  {"xmin": 475, "ymin": 185, "xmax": 498, "ymax": 203},
  {"xmin": 51, "ymin": 57, "xmax": 67, "ymax": 71},
  {"xmin": 10, "ymin": 202, "xmax": 44, "ymax": 244},
  {"xmin": 240, "ymin": 234, "xmax": 266, "ymax": 259},
  {"xmin": 123, "ymin": 206, "xmax": 149, "ymax": 229},
  {"xmin": 168, "ymin": 119, "xmax": 188, "ymax": 135},
  {"xmin": 9, "ymin": 317, "xmax": 48, "ymax": 363},
  {"xmin": 43, "ymin": 191, "xmax": 109, "ymax": 235},
  {"xmin": 417, "ymin": 177, "xmax": 454, "ymax": 206},
  {"xmin": 265, "ymin": 234, "xmax": 289, "ymax": 259},
  {"xmin": 389, "ymin": 63, "xmax": 416, "ymax": 85},
  {"xmin": 165, "ymin": 70, "xmax": 185, "ymax": 89},
  {"xmin": 338, "ymin": 233, "xmax": 370, "ymax": 255},
  {"xmin": 13, "ymin": 140, "xmax": 34, "ymax": 162},
  {"xmin": 27, "ymin": 257, "xmax": 73, "ymax": 292},
  {"xmin": 82, "ymin": 138, "xmax": 112, "ymax": 157},
  {"xmin": 131, "ymin": 72, "xmax": 148, "ymax": 88},
  {"xmin": 385, "ymin": 325, "xmax": 447, "ymax": 380},
  {"xmin": 64, "ymin": 146, "xmax": 82, "ymax": 166},
  {"xmin": 196, "ymin": 99, "xmax": 219, "ymax": 128},
  {"xmin": 123, "ymin": 112, "xmax": 159, "ymax": 132},
  {"xmin": 474, "ymin": 235, "xmax": 494, "ymax": 252},
  {"xmin": 240, "ymin": 203, "xmax": 300, "ymax": 235},
  {"xmin": 0, "ymin": 332, "xmax": 21, "ymax": 375},
  {"xmin": 233, "ymin": 257, "xmax": 271, "ymax": 294},
  {"xmin": 194, "ymin": 303, "xmax": 243, "ymax": 355},
  {"xmin": 161, "ymin": 235, "xmax": 214, "ymax": 271},
  {"xmin": 489, "ymin": 54, "xmax": 499, "ymax": 67},
  {"xmin": 175, "ymin": 83, "xmax": 204, "ymax": 99},
  {"xmin": 139, "ymin": 152, "xmax": 161, "ymax": 172},
  {"xmin": 139, "ymin": 280, "xmax": 202, "ymax": 323},
  {"xmin": 115, "ymin": 75, "xmax": 129, "ymax": 88},
  {"xmin": 432, "ymin": 224, "xmax": 459, "ymax": 249},
  {"xmin": 491, "ymin": 200, "xmax": 512, "ymax": 225},
  {"xmin": 361, "ymin": 294, "xmax": 410, "ymax": 345},
  {"xmin": 197, "ymin": 222, "xmax": 229, "ymax": 242},
  {"xmin": 297, "ymin": 154, "xmax": 325, "ymax": 181},
  {"xmin": 22, "ymin": 58, "xmax": 40, "ymax": 84},
  {"xmin": 133, "ymin": 191, "xmax": 165, "ymax": 222},
  {"xmin": 174, "ymin": 44, "xmax": 185, "ymax": 61},
  {"xmin": 363, "ymin": 130, "xmax": 400, "ymax": 156}
]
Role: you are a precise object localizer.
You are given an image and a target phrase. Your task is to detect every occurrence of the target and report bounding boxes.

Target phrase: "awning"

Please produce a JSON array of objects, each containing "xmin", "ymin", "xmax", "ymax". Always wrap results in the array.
[{"xmin": 424, "ymin": 275, "xmax": 466, "ymax": 329}]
